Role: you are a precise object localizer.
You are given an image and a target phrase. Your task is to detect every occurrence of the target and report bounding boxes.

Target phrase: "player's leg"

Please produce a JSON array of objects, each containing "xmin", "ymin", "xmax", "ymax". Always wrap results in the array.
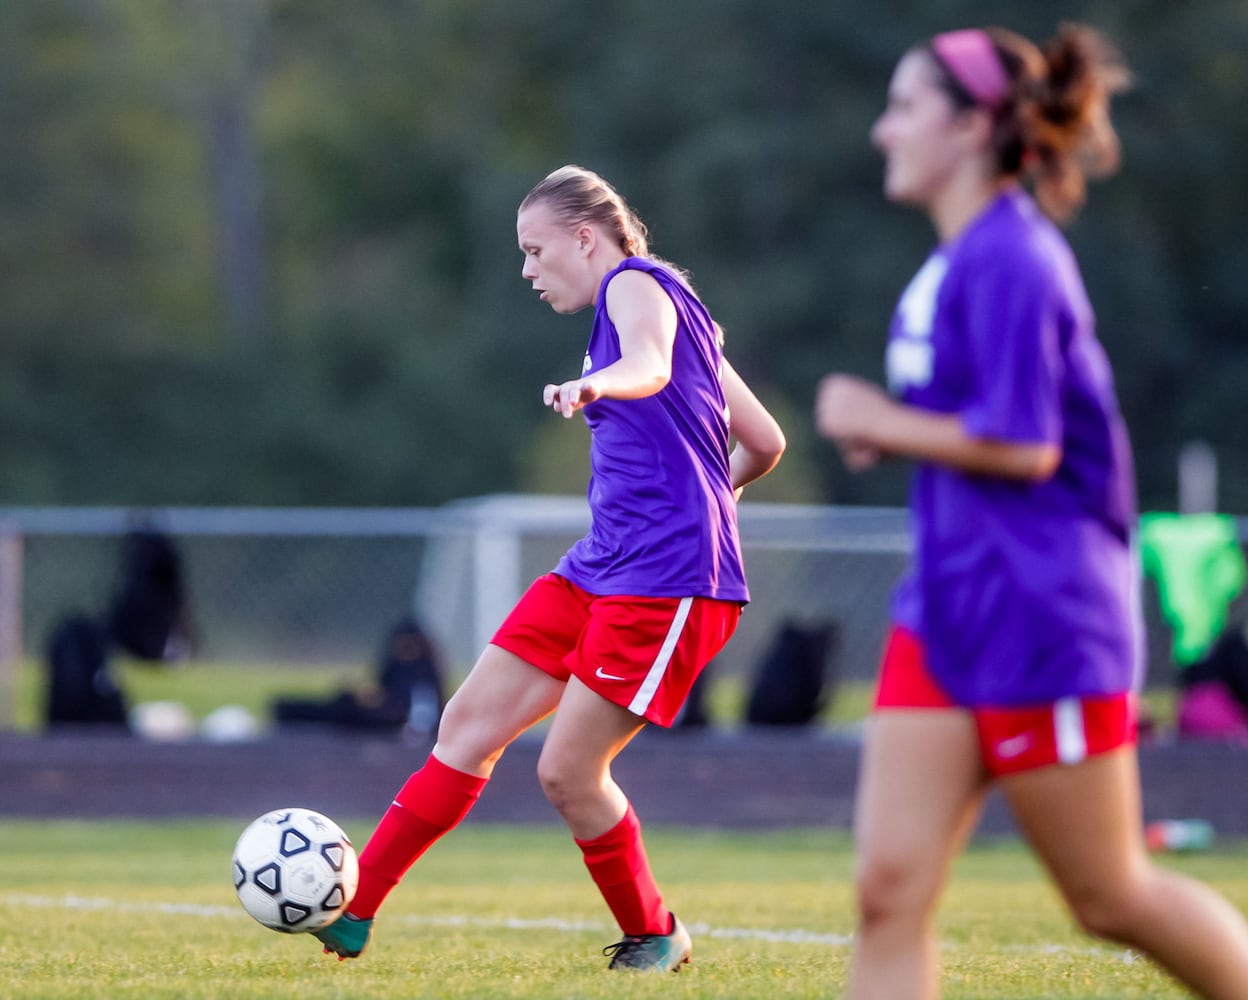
[
  {"xmin": 848, "ymin": 709, "xmax": 987, "ymax": 1000},
  {"xmin": 352, "ymin": 645, "xmax": 564, "ymax": 914},
  {"xmin": 538, "ymin": 676, "xmax": 645, "ymax": 839},
  {"xmin": 318, "ymin": 575, "xmax": 588, "ymax": 958},
  {"xmin": 1003, "ymin": 746, "xmax": 1248, "ymax": 999},
  {"xmin": 537, "ymin": 594, "xmax": 738, "ymax": 971},
  {"xmin": 538, "ymin": 677, "xmax": 691, "ymax": 970},
  {"xmin": 315, "ymin": 645, "xmax": 565, "ymax": 958},
  {"xmin": 434, "ymin": 643, "xmax": 568, "ymax": 776}
]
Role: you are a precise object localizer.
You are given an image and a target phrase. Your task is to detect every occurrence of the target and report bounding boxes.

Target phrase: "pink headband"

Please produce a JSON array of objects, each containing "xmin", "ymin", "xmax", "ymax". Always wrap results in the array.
[{"xmin": 931, "ymin": 29, "xmax": 1009, "ymax": 109}]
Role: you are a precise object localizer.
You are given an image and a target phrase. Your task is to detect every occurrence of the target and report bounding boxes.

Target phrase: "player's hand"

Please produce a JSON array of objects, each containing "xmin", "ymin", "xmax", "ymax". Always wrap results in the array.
[
  {"xmin": 814, "ymin": 374, "xmax": 889, "ymax": 442},
  {"xmin": 543, "ymin": 378, "xmax": 601, "ymax": 418},
  {"xmin": 815, "ymin": 374, "xmax": 892, "ymax": 473},
  {"xmin": 838, "ymin": 441, "xmax": 882, "ymax": 472}
]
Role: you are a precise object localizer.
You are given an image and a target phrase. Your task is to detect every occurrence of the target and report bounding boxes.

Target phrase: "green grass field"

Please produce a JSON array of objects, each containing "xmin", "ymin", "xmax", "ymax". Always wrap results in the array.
[{"xmin": 0, "ymin": 819, "xmax": 1240, "ymax": 999}]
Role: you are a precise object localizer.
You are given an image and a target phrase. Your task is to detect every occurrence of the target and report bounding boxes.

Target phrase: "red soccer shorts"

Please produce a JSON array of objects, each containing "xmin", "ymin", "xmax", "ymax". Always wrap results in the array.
[
  {"xmin": 491, "ymin": 573, "xmax": 742, "ymax": 728},
  {"xmin": 874, "ymin": 625, "xmax": 1137, "ymax": 777}
]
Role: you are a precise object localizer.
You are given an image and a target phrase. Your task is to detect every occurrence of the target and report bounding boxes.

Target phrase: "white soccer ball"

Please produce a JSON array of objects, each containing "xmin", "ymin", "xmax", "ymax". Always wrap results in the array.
[{"xmin": 232, "ymin": 807, "xmax": 359, "ymax": 933}]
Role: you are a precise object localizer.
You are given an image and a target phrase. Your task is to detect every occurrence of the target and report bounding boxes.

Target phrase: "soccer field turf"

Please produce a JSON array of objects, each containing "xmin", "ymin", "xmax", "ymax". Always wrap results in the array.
[{"xmin": 1, "ymin": 819, "xmax": 1240, "ymax": 998}]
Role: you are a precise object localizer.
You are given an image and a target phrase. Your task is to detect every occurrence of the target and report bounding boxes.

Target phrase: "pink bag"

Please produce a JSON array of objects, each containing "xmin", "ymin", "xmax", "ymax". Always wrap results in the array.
[{"xmin": 1177, "ymin": 680, "xmax": 1248, "ymax": 743}]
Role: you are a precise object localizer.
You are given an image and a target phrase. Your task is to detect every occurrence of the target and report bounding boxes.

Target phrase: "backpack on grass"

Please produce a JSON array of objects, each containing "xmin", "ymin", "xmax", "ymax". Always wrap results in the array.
[{"xmin": 44, "ymin": 613, "xmax": 128, "ymax": 729}]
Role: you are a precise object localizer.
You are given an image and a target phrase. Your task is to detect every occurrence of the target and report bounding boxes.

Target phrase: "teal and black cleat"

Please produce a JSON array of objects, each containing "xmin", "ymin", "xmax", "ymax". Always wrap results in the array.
[
  {"xmin": 602, "ymin": 914, "xmax": 692, "ymax": 972},
  {"xmin": 313, "ymin": 913, "xmax": 374, "ymax": 960}
]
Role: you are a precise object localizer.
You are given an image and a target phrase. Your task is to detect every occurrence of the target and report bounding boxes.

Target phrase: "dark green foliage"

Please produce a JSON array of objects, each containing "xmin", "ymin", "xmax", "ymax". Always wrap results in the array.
[{"xmin": 2, "ymin": 0, "xmax": 1246, "ymax": 510}]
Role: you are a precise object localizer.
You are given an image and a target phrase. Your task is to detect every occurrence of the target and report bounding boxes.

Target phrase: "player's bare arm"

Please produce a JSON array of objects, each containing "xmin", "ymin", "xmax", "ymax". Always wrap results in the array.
[
  {"xmin": 722, "ymin": 359, "xmax": 785, "ymax": 496},
  {"xmin": 543, "ymin": 270, "xmax": 676, "ymax": 418},
  {"xmin": 816, "ymin": 373, "xmax": 1059, "ymax": 482}
]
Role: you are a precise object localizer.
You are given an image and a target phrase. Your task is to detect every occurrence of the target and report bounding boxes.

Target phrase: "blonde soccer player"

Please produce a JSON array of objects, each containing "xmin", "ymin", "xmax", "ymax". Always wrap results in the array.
[{"xmin": 314, "ymin": 164, "xmax": 785, "ymax": 972}]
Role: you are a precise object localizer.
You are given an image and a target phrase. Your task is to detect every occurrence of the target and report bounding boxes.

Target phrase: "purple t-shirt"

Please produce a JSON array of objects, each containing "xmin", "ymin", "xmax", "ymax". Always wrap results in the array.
[
  {"xmin": 554, "ymin": 258, "xmax": 749, "ymax": 602},
  {"xmin": 887, "ymin": 190, "xmax": 1142, "ymax": 706}
]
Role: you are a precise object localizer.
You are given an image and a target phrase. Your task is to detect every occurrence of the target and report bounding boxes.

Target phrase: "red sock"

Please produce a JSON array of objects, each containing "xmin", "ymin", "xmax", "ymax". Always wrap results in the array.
[
  {"xmin": 347, "ymin": 755, "xmax": 488, "ymax": 919},
  {"xmin": 575, "ymin": 802, "xmax": 669, "ymax": 937}
]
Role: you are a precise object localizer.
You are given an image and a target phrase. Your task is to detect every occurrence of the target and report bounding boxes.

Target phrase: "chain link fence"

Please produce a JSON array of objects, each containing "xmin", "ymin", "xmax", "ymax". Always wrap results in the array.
[
  {"xmin": 0, "ymin": 501, "xmax": 906, "ymax": 674},
  {"xmin": 0, "ymin": 498, "xmax": 1224, "ymax": 711}
]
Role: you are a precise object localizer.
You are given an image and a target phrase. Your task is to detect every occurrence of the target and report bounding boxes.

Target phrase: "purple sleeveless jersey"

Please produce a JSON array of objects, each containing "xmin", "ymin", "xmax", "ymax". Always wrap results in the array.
[
  {"xmin": 887, "ymin": 190, "xmax": 1143, "ymax": 706},
  {"xmin": 554, "ymin": 258, "xmax": 749, "ymax": 603}
]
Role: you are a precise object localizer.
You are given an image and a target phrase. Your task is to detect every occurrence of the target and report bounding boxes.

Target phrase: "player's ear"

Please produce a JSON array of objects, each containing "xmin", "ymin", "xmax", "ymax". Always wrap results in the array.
[
  {"xmin": 575, "ymin": 224, "xmax": 595, "ymax": 255},
  {"xmin": 955, "ymin": 104, "xmax": 994, "ymax": 152}
]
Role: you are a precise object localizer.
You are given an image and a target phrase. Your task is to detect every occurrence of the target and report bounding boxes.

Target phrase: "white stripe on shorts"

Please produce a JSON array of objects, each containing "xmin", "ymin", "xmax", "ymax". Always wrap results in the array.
[
  {"xmin": 1054, "ymin": 696, "xmax": 1087, "ymax": 765},
  {"xmin": 628, "ymin": 597, "xmax": 693, "ymax": 717}
]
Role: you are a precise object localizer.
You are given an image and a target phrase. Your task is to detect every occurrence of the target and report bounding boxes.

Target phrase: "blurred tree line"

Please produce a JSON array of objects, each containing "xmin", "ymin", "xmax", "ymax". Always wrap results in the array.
[{"xmin": 1, "ymin": 0, "xmax": 1246, "ymax": 511}]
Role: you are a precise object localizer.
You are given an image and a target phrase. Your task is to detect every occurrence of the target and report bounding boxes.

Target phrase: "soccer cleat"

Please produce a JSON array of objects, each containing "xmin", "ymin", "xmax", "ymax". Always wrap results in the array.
[
  {"xmin": 313, "ymin": 912, "xmax": 374, "ymax": 960},
  {"xmin": 602, "ymin": 914, "xmax": 692, "ymax": 972}
]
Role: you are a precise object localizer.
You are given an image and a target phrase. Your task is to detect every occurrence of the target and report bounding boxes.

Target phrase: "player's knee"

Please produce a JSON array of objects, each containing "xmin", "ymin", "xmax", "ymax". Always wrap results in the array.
[
  {"xmin": 436, "ymin": 687, "xmax": 473, "ymax": 736},
  {"xmin": 434, "ymin": 695, "xmax": 505, "ymax": 772},
  {"xmin": 1063, "ymin": 882, "xmax": 1140, "ymax": 942},
  {"xmin": 536, "ymin": 752, "xmax": 600, "ymax": 816},
  {"xmin": 854, "ymin": 853, "xmax": 938, "ymax": 928},
  {"xmin": 535, "ymin": 755, "xmax": 575, "ymax": 812},
  {"xmin": 1068, "ymin": 895, "xmax": 1128, "ymax": 941}
]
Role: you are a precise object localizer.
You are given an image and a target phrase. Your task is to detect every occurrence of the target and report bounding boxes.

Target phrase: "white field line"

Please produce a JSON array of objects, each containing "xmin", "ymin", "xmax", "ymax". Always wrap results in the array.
[
  {"xmin": 1, "ymin": 893, "xmax": 1134, "ymax": 960},
  {"xmin": 1, "ymin": 892, "xmax": 847, "ymax": 944}
]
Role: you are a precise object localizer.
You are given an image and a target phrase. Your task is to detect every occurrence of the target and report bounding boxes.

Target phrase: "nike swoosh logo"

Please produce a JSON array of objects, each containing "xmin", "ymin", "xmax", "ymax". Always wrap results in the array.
[
  {"xmin": 995, "ymin": 734, "xmax": 1032, "ymax": 759},
  {"xmin": 595, "ymin": 666, "xmax": 626, "ymax": 681}
]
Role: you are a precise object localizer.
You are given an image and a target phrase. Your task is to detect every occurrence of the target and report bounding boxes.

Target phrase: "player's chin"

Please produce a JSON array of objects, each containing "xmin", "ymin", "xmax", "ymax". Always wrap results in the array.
[
  {"xmin": 881, "ymin": 174, "xmax": 909, "ymax": 203},
  {"xmin": 546, "ymin": 295, "xmax": 593, "ymax": 316},
  {"xmin": 882, "ymin": 172, "xmax": 924, "ymax": 208}
]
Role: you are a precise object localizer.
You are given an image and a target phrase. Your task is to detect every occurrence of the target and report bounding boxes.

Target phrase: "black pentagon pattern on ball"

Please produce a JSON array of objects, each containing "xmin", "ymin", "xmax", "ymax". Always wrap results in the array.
[
  {"xmin": 279, "ymin": 827, "xmax": 312, "ymax": 858},
  {"xmin": 281, "ymin": 901, "xmax": 313, "ymax": 927},
  {"xmin": 321, "ymin": 842, "xmax": 347, "ymax": 872},
  {"xmin": 321, "ymin": 884, "xmax": 346, "ymax": 911},
  {"xmin": 254, "ymin": 861, "xmax": 282, "ymax": 897},
  {"xmin": 232, "ymin": 860, "xmax": 246, "ymax": 890}
]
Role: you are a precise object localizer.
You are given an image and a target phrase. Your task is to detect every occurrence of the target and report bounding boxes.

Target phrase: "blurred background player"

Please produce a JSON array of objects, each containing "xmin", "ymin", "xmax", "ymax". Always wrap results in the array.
[
  {"xmin": 814, "ymin": 23, "xmax": 1248, "ymax": 1000},
  {"xmin": 314, "ymin": 164, "xmax": 785, "ymax": 971}
]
